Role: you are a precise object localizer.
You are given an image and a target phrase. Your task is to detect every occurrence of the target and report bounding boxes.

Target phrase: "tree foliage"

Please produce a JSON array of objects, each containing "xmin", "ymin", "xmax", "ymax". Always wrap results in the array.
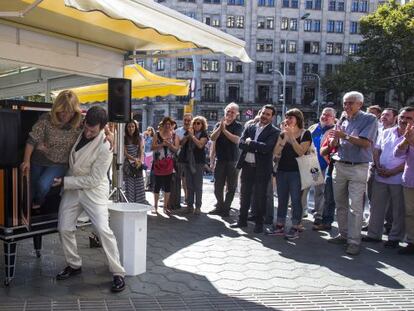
[{"xmin": 322, "ymin": 0, "xmax": 414, "ymax": 107}]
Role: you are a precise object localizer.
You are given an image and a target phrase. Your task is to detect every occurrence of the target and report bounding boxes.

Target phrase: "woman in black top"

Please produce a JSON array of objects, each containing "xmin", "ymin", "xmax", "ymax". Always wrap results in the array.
[
  {"xmin": 271, "ymin": 108, "xmax": 312, "ymax": 240},
  {"xmin": 181, "ymin": 116, "xmax": 209, "ymax": 215}
]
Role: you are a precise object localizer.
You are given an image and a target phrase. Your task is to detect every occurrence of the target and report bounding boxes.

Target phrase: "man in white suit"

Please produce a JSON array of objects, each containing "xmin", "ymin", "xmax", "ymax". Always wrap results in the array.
[{"xmin": 54, "ymin": 106, "xmax": 126, "ymax": 292}]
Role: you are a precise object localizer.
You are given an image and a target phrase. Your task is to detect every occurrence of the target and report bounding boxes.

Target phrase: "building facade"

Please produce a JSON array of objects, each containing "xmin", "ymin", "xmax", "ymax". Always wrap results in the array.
[{"xmin": 136, "ymin": 0, "xmax": 383, "ymax": 129}]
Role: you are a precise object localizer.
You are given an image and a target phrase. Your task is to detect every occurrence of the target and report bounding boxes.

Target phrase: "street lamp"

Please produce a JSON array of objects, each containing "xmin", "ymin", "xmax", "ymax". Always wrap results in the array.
[
  {"xmin": 281, "ymin": 13, "xmax": 311, "ymax": 116},
  {"xmin": 305, "ymin": 72, "xmax": 321, "ymax": 118}
]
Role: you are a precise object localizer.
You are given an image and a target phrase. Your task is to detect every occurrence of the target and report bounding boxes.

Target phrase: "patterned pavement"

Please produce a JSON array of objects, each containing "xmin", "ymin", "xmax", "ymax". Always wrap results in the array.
[{"xmin": 0, "ymin": 177, "xmax": 413, "ymax": 309}]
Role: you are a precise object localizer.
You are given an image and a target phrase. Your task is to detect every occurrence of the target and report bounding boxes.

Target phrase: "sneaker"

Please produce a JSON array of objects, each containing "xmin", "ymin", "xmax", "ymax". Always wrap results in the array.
[
  {"xmin": 398, "ymin": 243, "xmax": 414, "ymax": 255},
  {"xmin": 265, "ymin": 224, "xmax": 285, "ymax": 236},
  {"xmin": 285, "ymin": 227, "xmax": 299, "ymax": 240},
  {"xmin": 346, "ymin": 244, "xmax": 360, "ymax": 255},
  {"xmin": 328, "ymin": 235, "xmax": 347, "ymax": 245},
  {"xmin": 194, "ymin": 207, "xmax": 201, "ymax": 215},
  {"xmin": 384, "ymin": 240, "xmax": 399, "ymax": 249}
]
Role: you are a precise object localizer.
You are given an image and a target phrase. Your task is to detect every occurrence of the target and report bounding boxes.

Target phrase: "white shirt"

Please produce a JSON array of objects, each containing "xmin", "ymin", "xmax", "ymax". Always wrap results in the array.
[{"xmin": 245, "ymin": 123, "xmax": 270, "ymax": 164}]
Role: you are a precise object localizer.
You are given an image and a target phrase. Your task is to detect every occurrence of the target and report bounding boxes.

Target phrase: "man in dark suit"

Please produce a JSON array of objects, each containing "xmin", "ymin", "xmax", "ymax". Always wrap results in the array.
[{"xmin": 231, "ymin": 105, "xmax": 280, "ymax": 233}]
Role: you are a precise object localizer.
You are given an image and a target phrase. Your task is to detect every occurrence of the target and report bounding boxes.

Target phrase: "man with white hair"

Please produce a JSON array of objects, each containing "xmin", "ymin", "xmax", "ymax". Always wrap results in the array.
[
  {"xmin": 328, "ymin": 91, "xmax": 378, "ymax": 255},
  {"xmin": 209, "ymin": 102, "xmax": 243, "ymax": 217}
]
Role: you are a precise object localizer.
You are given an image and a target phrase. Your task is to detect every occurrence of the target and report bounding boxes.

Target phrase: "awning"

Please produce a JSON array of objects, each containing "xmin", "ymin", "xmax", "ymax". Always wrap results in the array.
[
  {"xmin": 0, "ymin": 0, "xmax": 251, "ymax": 62},
  {"xmin": 70, "ymin": 64, "xmax": 190, "ymax": 103}
]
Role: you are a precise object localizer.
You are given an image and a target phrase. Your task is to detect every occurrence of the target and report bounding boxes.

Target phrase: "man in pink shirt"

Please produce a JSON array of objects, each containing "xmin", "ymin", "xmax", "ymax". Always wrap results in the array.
[
  {"xmin": 393, "ymin": 107, "xmax": 414, "ymax": 255},
  {"xmin": 363, "ymin": 108, "xmax": 407, "ymax": 248}
]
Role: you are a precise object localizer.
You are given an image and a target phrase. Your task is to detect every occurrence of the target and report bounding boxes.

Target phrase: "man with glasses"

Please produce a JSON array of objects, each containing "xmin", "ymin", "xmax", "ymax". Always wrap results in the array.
[
  {"xmin": 328, "ymin": 91, "xmax": 377, "ymax": 255},
  {"xmin": 174, "ymin": 113, "xmax": 193, "ymax": 211},
  {"xmin": 209, "ymin": 103, "xmax": 243, "ymax": 217}
]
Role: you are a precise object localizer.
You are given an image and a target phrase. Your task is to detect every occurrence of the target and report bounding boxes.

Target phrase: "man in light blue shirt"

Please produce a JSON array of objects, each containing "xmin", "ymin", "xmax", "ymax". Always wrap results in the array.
[{"xmin": 328, "ymin": 91, "xmax": 378, "ymax": 255}]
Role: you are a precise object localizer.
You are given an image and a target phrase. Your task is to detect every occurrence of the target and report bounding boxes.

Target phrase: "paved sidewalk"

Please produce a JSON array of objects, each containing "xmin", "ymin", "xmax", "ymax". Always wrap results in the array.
[{"xmin": 1, "ymin": 178, "xmax": 413, "ymax": 308}]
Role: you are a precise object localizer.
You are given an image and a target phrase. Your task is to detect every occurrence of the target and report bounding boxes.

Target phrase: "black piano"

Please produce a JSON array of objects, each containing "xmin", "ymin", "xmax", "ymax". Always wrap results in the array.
[{"xmin": 0, "ymin": 100, "xmax": 61, "ymax": 286}]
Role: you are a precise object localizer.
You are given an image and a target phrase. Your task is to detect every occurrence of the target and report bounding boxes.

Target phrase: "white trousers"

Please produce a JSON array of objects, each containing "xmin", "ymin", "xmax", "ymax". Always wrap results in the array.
[{"xmin": 58, "ymin": 192, "xmax": 125, "ymax": 276}]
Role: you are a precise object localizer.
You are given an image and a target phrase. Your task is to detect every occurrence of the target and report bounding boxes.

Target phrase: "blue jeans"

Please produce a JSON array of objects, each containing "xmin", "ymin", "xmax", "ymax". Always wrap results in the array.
[
  {"xmin": 321, "ymin": 164, "xmax": 336, "ymax": 225},
  {"xmin": 31, "ymin": 164, "xmax": 67, "ymax": 205},
  {"xmin": 276, "ymin": 170, "xmax": 302, "ymax": 226}
]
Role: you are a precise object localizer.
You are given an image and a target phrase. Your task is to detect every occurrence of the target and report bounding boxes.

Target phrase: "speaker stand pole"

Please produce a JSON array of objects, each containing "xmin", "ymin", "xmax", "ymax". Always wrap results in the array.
[{"xmin": 109, "ymin": 123, "xmax": 129, "ymax": 203}]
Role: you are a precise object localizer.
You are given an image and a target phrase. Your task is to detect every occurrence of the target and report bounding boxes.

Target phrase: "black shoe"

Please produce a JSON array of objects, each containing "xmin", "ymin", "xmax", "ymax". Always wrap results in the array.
[
  {"xmin": 398, "ymin": 243, "xmax": 414, "ymax": 255},
  {"xmin": 361, "ymin": 225, "xmax": 369, "ymax": 232},
  {"xmin": 247, "ymin": 215, "xmax": 256, "ymax": 222},
  {"xmin": 220, "ymin": 210, "xmax": 230, "ymax": 217},
  {"xmin": 362, "ymin": 236, "xmax": 382, "ymax": 243},
  {"xmin": 56, "ymin": 266, "xmax": 82, "ymax": 280},
  {"xmin": 89, "ymin": 234, "xmax": 102, "ymax": 248},
  {"xmin": 384, "ymin": 240, "xmax": 399, "ymax": 249},
  {"xmin": 253, "ymin": 224, "xmax": 263, "ymax": 233},
  {"xmin": 111, "ymin": 275, "xmax": 126, "ymax": 292},
  {"xmin": 230, "ymin": 222, "xmax": 247, "ymax": 229},
  {"xmin": 208, "ymin": 208, "xmax": 222, "ymax": 215}
]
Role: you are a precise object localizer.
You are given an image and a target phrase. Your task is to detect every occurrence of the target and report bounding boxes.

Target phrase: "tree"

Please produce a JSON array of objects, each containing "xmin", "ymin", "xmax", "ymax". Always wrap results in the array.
[{"xmin": 322, "ymin": 0, "xmax": 414, "ymax": 107}]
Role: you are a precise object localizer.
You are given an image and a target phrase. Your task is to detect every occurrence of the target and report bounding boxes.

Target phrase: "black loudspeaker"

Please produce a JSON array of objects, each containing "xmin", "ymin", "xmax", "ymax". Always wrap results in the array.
[{"xmin": 108, "ymin": 78, "xmax": 131, "ymax": 122}]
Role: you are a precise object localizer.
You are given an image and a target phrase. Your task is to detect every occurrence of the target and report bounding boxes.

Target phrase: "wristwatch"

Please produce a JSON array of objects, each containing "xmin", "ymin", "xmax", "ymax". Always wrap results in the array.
[{"xmin": 344, "ymin": 134, "xmax": 350, "ymax": 141}]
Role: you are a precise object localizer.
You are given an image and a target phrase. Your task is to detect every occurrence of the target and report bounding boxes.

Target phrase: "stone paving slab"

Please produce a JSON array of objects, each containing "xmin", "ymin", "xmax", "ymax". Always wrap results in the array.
[{"xmin": 0, "ymin": 178, "xmax": 413, "ymax": 307}]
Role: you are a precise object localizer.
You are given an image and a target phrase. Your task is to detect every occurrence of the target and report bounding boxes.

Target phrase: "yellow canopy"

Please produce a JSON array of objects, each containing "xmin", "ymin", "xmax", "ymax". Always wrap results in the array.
[{"xmin": 71, "ymin": 64, "xmax": 190, "ymax": 103}]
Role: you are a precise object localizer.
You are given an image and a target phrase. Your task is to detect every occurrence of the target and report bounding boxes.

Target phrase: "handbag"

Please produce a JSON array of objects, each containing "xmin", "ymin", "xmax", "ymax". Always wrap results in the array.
[
  {"xmin": 153, "ymin": 156, "xmax": 174, "ymax": 176},
  {"xmin": 123, "ymin": 161, "xmax": 143, "ymax": 178},
  {"xmin": 296, "ymin": 142, "xmax": 325, "ymax": 190}
]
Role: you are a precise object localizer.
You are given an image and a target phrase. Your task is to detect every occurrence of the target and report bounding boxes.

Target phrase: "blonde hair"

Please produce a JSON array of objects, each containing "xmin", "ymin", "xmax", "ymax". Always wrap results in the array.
[
  {"xmin": 50, "ymin": 90, "xmax": 82, "ymax": 128},
  {"xmin": 191, "ymin": 116, "xmax": 208, "ymax": 132}
]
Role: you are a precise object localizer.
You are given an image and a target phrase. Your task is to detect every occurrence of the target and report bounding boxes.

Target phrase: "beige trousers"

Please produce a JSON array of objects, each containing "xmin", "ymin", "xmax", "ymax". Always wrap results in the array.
[
  {"xmin": 58, "ymin": 192, "xmax": 125, "ymax": 276},
  {"xmin": 333, "ymin": 162, "xmax": 369, "ymax": 245}
]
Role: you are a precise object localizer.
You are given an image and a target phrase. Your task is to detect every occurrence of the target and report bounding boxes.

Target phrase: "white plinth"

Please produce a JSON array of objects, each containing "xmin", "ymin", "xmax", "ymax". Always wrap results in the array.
[{"xmin": 108, "ymin": 203, "xmax": 151, "ymax": 276}]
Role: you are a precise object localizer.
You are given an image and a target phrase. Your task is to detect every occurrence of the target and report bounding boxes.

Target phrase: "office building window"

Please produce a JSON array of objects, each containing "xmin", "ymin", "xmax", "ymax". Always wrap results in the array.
[
  {"xmin": 280, "ymin": 40, "xmax": 297, "ymax": 53},
  {"xmin": 266, "ymin": 17, "xmax": 274, "ymax": 29},
  {"xmin": 201, "ymin": 109, "xmax": 219, "ymax": 120},
  {"xmin": 227, "ymin": 16, "xmax": 235, "ymax": 28},
  {"xmin": 258, "ymin": 0, "xmax": 275, "ymax": 6},
  {"xmin": 156, "ymin": 59, "xmax": 165, "ymax": 71},
  {"xmin": 306, "ymin": 0, "xmax": 313, "ymax": 9},
  {"xmin": 280, "ymin": 62, "xmax": 296, "ymax": 75},
  {"xmin": 350, "ymin": 21, "xmax": 359, "ymax": 34},
  {"xmin": 265, "ymin": 39, "xmax": 273, "ymax": 52},
  {"xmin": 228, "ymin": 0, "xmax": 244, "ymax": 5},
  {"xmin": 314, "ymin": 0, "xmax": 322, "ymax": 9},
  {"xmin": 203, "ymin": 15, "xmax": 220, "ymax": 27},
  {"xmin": 201, "ymin": 59, "xmax": 220, "ymax": 72},
  {"xmin": 281, "ymin": 18, "xmax": 298, "ymax": 31},
  {"xmin": 257, "ymin": 17, "xmax": 265, "ymax": 29},
  {"xmin": 178, "ymin": 58, "xmax": 194, "ymax": 71},
  {"xmin": 257, "ymin": 39, "xmax": 265, "ymax": 52},
  {"xmin": 236, "ymin": 16, "xmax": 245, "ymax": 28},
  {"xmin": 304, "ymin": 41, "xmax": 320, "ymax": 54},
  {"xmin": 303, "ymin": 63, "xmax": 319, "ymax": 74},
  {"xmin": 204, "ymin": 0, "xmax": 221, "ymax": 3},
  {"xmin": 305, "ymin": 0, "xmax": 321, "ymax": 9},
  {"xmin": 227, "ymin": 60, "xmax": 243, "ymax": 73},
  {"xmin": 282, "ymin": 0, "xmax": 298, "ymax": 8},
  {"xmin": 256, "ymin": 61, "xmax": 264, "ymax": 74},
  {"xmin": 351, "ymin": 0, "xmax": 368, "ymax": 11},
  {"xmin": 329, "ymin": 0, "xmax": 345, "ymax": 11},
  {"xmin": 136, "ymin": 59, "xmax": 145, "ymax": 68},
  {"xmin": 303, "ymin": 19, "xmax": 320, "ymax": 32},
  {"xmin": 211, "ymin": 60, "xmax": 219, "ymax": 72},
  {"xmin": 327, "ymin": 20, "xmax": 343, "ymax": 33},
  {"xmin": 335, "ymin": 21, "xmax": 344, "ymax": 33},
  {"xmin": 326, "ymin": 42, "xmax": 343, "ymax": 55},
  {"xmin": 202, "ymin": 83, "xmax": 218, "ymax": 101},
  {"xmin": 349, "ymin": 43, "xmax": 360, "ymax": 55}
]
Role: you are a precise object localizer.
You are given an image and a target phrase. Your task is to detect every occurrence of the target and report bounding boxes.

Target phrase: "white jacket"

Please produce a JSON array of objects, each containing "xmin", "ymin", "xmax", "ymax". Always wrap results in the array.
[{"xmin": 63, "ymin": 130, "xmax": 112, "ymax": 205}]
